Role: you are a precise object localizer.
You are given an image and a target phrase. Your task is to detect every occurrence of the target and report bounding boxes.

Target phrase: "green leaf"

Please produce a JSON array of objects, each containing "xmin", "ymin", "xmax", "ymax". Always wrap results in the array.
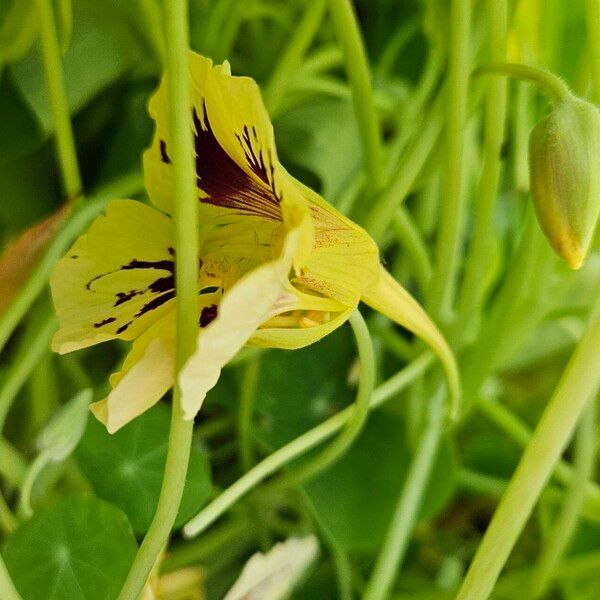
[
  {"xmin": 302, "ymin": 411, "xmax": 458, "ymax": 551},
  {"xmin": 2, "ymin": 494, "xmax": 137, "ymax": 600},
  {"xmin": 75, "ymin": 402, "xmax": 213, "ymax": 534}
]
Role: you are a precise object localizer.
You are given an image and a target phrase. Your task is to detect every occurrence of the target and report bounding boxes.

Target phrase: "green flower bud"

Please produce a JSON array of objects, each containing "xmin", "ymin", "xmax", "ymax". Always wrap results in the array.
[{"xmin": 529, "ymin": 96, "xmax": 600, "ymax": 269}]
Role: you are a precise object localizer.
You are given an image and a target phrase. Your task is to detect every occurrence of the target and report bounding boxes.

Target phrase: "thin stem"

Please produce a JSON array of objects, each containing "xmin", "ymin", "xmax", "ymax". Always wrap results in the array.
[
  {"xmin": 528, "ymin": 400, "xmax": 598, "ymax": 598},
  {"xmin": 363, "ymin": 387, "xmax": 446, "ymax": 600},
  {"xmin": 392, "ymin": 210, "xmax": 433, "ymax": 294},
  {"xmin": 238, "ymin": 357, "xmax": 261, "ymax": 472},
  {"xmin": 428, "ymin": 0, "xmax": 472, "ymax": 320},
  {"xmin": 456, "ymin": 302, "xmax": 600, "ymax": 600},
  {"xmin": 0, "ymin": 553, "xmax": 21, "ymax": 600},
  {"xmin": 456, "ymin": 0, "xmax": 508, "ymax": 332},
  {"xmin": 586, "ymin": 0, "xmax": 600, "ymax": 102},
  {"xmin": 35, "ymin": 0, "xmax": 82, "ymax": 199},
  {"xmin": 366, "ymin": 104, "xmax": 443, "ymax": 242},
  {"xmin": 0, "ymin": 172, "xmax": 143, "ymax": 354},
  {"xmin": 0, "ymin": 492, "xmax": 18, "ymax": 535},
  {"xmin": 183, "ymin": 354, "xmax": 434, "ymax": 538},
  {"xmin": 118, "ymin": 1, "xmax": 198, "ymax": 597},
  {"xmin": 278, "ymin": 310, "xmax": 375, "ymax": 486},
  {"xmin": 328, "ymin": 0, "xmax": 385, "ymax": 195},
  {"xmin": 474, "ymin": 63, "xmax": 571, "ymax": 103}
]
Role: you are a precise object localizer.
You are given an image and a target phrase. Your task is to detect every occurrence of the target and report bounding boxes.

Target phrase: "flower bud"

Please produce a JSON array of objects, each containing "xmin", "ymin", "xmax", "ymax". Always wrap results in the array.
[{"xmin": 529, "ymin": 96, "xmax": 600, "ymax": 269}]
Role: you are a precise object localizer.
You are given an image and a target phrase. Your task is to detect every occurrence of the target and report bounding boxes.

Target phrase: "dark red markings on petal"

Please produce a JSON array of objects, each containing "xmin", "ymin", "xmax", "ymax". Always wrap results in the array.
[
  {"xmin": 193, "ymin": 102, "xmax": 282, "ymax": 221},
  {"xmin": 160, "ymin": 140, "xmax": 171, "ymax": 164},
  {"xmin": 94, "ymin": 317, "xmax": 116, "ymax": 328},
  {"xmin": 199, "ymin": 304, "xmax": 218, "ymax": 327}
]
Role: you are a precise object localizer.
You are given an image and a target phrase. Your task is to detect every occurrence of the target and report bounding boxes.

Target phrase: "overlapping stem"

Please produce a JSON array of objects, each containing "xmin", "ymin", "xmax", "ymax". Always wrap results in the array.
[
  {"xmin": 456, "ymin": 302, "xmax": 600, "ymax": 600},
  {"xmin": 117, "ymin": 1, "xmax": 199, "ymax": 598}
]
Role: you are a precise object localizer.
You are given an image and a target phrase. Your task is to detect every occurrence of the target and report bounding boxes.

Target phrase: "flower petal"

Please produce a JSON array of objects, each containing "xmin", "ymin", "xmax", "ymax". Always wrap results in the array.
[
  {"xmin": 90, "ymin": 311, "xmax": 175, "ymax": 433},
  {"xmin": 144, "ymin": 52, "xmax": 283, "ymax": 222},
  {"xmin": 361, "ymin": 266, "xmax": 460, "ymax": 414},
  {"xmin": 50, "ymin": 200, "xmax": 176, "ymax": 353},
  {"xmin": 290, "ymin": 176, "xmax": 380, "ymax": 306},
  {"xmin": 178, "ymin": 212, "xmax": 306, "ymax": 420}
]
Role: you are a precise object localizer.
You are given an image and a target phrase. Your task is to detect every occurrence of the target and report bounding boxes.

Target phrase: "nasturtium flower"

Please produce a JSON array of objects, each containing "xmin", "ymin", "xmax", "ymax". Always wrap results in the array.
[{"xmin": 50, "ymin": 52, "xmax": 459, "ymax": 433}]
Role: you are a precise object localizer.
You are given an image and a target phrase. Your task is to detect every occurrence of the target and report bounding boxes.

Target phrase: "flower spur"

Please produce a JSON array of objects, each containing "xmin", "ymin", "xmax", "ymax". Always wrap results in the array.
[{"xmin": 50, "ymin": 52, "xmax": 459, "ymax": 432}]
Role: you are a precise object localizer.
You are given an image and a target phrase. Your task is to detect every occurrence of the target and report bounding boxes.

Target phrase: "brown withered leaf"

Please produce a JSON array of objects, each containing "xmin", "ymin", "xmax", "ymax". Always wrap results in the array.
[{"xmin": 0, "ymin": 201, "xmax": 73, "ymax": 315}]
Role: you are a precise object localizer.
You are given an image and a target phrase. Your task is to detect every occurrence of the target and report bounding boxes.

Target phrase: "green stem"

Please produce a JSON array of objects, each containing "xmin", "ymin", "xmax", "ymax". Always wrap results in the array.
[
  {"xmin": 0, "ymin": 172, "xmax": 143, "ymax": 354},
  {"xmin": 456, "ymin": 0, "xmax": 508, "ymax": 332},
  {"xmin": 366, "ymin": 103, "xmax": 443, "ymax": 242},
  {"xmin": 0, "ymin": 310, "xmax": 57, "ymax": 432},
  {"xmin": 474, "ymin": 62, "xmax": 571, "ymax": 103},
  {"xmin": 456, "ymin": 302, "xmax": 600, "ymax": 600},
  {"xmin": 392, "ymin": 210, "xmax": 433, "ymax": 294},
  {"xmin": 183, "ymin": 353, "xmax": 434, "ymax": 538},
  {"xmin": 238, "ymin": 357, "xmax": 261, "ymax": 472},
  {"xmin": 363, "ymin": 387, "xmax": 446, "ymax": 600},
  {"xmin": 278, "ymin": 310, "xmax": 375, "ymax": 486},
  {"xmin": 35, "ymin": 0, "xmax": 82, "ymax": 199},
  {"xmin": 264, "ymin": 0, "xmax": 326, "ymax": 118},
  {"xmin": 118, "ymin": 1, "xmax": 198, "ymax": 597},
  {"xmin": 428, "ymin": 0, "xmax": 472, "ymax": 320},
  {"xmin": 328, "ymin": 0, "xmax": 385, "ymax": 195},
  {"xmin": 0, "ymin": 552, "xmax": 21, "ymax": 600},
  {"xmin": 586, "ymin": 0, "xmax": 600, "ymax": 102},
  {"xmin": 0, "ymin": 492, "xmax": 17, "ymax": 535},
  {"xmin": 528, "ymin": 400, "xmax": 598, "ymax": 599}
]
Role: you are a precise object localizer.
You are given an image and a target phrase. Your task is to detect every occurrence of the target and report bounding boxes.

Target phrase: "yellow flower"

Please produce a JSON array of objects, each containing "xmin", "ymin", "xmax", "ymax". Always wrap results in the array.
[{"xmin": 50, "ymin": 52, "xmax": 458, "ymax": 432}]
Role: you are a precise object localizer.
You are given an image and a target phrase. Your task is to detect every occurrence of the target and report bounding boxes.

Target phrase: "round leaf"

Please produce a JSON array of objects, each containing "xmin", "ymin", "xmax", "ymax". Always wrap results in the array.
[
  {"xmin": 2, "ymin": 495, "xmax": 137, "ymax": 600},
  {"xmin": 75, "ymin": 402, "xmax": 212, "ymax": 533}
]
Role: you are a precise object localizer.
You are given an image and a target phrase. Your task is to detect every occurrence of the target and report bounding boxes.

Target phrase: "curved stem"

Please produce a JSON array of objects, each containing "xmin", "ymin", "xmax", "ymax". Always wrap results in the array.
[
  {"xmin": 118, "ymin": 1, "xmax": 198, "ymax": 597},
  {"xmin": 0, "ymin": 438, "xmax": 27, "ymax": 490},
  {"xmin": 0, "ymin": 172, "xmax": 143, "ymax": 354},
  {"xmin": 474, "ymin": 62, "xmax": 571, "ymax": 103},
  {"xmin": 528, "ymin": 400, "xmax": 597, "ymax": 598},
  {"xmin": 428, "ymin": 0, "xmax": 472, "ymax": 321},
  {"xmin": 279, "ymin": 310, "xmax": 375, "ymax": 486},
  {"xmin": 328, "ymin": 0, "xmax": 385, "ymax": 195},
  {"xmin": 456, "ymin": 302, "xmax": 600, "ymax": 600},
  {"xmin": 0, "ymin": 492, "xmax": 17, "ymax": 535},
  {"xmin": 35, "ymin": 0, "xmax": 82, "ymax": 199},
  {"xmin": 183, "ymin": 353, "xmax": 434, "ymax": 538},
  {"xmin": 363, "ymin": 387, "xmax": 446, "ymax": 600}
]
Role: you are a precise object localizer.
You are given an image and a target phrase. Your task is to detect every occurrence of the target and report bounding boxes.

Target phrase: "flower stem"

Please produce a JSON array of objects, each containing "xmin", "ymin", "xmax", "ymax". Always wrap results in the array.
[
  {"xmin": 456, "ymin": 302, "xmax": 600, "ymax": 600},
  {"xmin": 456, "ymin": 0, "xmax": 508, "ymax": 332},
  {"xmin": 183, "ymin": 353, "xmax": 434, "ymax": 538},
  {"xmin": 328, "ymin": 0, "xmax": 385, "ymax": 195},
  {"xmin": 277, "ymin": 310, "xmax": 375, "ymax": 486},
  {"xmin": 474, "ymin": 63, "xmax": 571, "ymax": 103},
  {"xmin": 363, "ymin": 387, "xmax": 446, "ymax": 600},
  {"xmin": 428, "ymin": 0, "xmax": 472, "ymax": 321},
  {"xmin": 35, "ymin": 0, "xmax": 82, "ymax": 200},
  {"xmin": 528, "ymin": 400, "xmax": 597, "ymax": 598},
  {"xmin": 118, "ymin": 1, "xmax": 198, "ymax": 598}
]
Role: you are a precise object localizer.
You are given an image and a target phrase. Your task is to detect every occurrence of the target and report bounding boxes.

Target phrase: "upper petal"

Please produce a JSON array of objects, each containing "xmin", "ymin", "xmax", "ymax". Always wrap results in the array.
[
  {"xmin": 50, "ymin": 200, "xmax": 176, "ymax": 353},
  {"xmin": 144, "ymin": 52, "xmax": 284, "ymax": 223}
]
